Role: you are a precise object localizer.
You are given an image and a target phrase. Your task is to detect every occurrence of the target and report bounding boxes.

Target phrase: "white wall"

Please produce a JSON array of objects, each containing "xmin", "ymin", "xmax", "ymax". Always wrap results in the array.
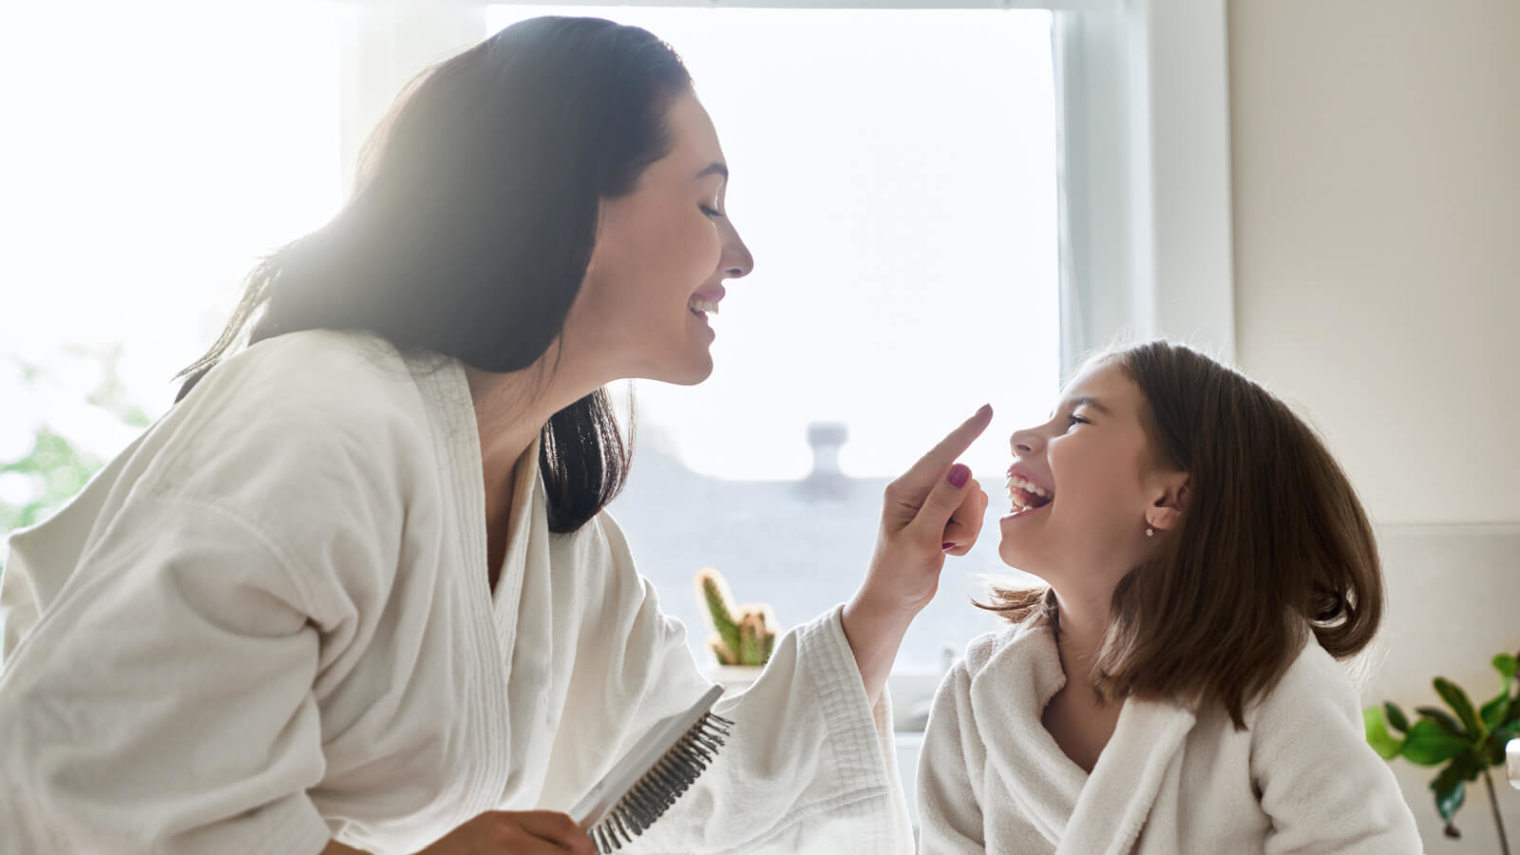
[
  {"xmin": 1228, "ymin": 0, "xmax": 1519, "ymax": 528},
  {"xmin": 1228, "ymin": 1, "xmax": 1520, "ymax": 849}
]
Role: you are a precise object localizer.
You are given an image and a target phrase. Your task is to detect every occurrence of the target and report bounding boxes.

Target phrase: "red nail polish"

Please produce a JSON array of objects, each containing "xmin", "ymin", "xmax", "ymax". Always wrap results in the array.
[{"xmin": 947, "ymin": 464, "xmax": 970, "ymax": 488}]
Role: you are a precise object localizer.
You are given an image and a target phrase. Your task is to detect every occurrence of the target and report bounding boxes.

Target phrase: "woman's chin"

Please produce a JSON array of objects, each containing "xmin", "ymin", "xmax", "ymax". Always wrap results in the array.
[
  {"xmin": 636, "ymin": 349, "xmax": 714, "ymax": 386},
  {"xmin": 671, "ymin": 353, "xmax": 715, "ymax": 385}
]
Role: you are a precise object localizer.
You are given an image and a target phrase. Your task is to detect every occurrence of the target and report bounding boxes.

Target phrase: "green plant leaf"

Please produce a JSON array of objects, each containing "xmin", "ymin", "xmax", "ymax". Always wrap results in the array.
[
  {"xmin": 1401, "ymin": 719, "xmax": 1470, "ymax": 766},
  {"xmin": 1383, "ymin": 701, "xmax": 1410, "ymax": 734},
  {"xmin": 1490, "ymin": 720, "xmax": 1520, "ymax": 765},
  {"xmin": 1483, "ymin": 653, "xmax": 1519, "ymax": 732},
  {"xmin": 1495, "ymin": 653, "xmax": 1519, "ymax": 682},
  {"xmin": 1459, "ymin": 750, "xmax": 1483, "ymax": 781},
  {"xmin": 1430, "ymin": 762, "xmax": 1468, "ymax": 824},
  {"xmin": 1365, "ymin": 707, "xmax": 1406, "ymax": 759},
  {"xmin": 1416, "ymin": 706, "xmax": 1467, "ymax": 739},
  {"xmin": 708, "ymin": 636, "xmax": 736, "ymax": 666},
  {"xmin": 738, "ymin": 615, "xmax": 763, "ymax": 666},
  {"xmin": 697, "ymin": 570, "xmax": 742, "ymax": 661},
  {"xmin": 1434, "ymin": 677, "xmax": 1483, "ymax": 738},
  {"xmin": 1481, "ymin": 693, "xmax": 1511, "ymax": 732}
]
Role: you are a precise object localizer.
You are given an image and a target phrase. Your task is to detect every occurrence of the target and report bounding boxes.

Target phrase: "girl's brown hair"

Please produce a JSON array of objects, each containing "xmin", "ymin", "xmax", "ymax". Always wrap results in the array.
[{"xmin": 980, "ymin": 341, "xmax": 1382, "ymax": 728}]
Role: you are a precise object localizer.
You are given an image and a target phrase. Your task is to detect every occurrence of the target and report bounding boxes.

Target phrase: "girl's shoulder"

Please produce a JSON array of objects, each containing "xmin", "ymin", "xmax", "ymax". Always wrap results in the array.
[
  {"xmin": 1247, "ymin": 634, "xmax": 1362, "ymax": 732},
  {"xmin": 955, "ymin": 615, "xmax": 1060, "ymax": 697}
]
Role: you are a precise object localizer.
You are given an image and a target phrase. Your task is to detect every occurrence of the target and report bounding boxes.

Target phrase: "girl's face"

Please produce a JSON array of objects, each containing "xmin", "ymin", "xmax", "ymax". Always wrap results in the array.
[
  {"xmin": 568, "ymin": 91, "xmax": 755, "ymax": 386},
  {"xmin": 998, "ymin": 361, "xmax": 1188, "ymax": 590}
]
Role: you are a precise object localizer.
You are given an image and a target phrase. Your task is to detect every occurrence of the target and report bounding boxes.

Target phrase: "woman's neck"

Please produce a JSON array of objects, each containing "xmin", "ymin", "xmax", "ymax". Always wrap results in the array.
[{"xmin": 463, "ymin": 355, "xmax": 605, "ymax": 523}]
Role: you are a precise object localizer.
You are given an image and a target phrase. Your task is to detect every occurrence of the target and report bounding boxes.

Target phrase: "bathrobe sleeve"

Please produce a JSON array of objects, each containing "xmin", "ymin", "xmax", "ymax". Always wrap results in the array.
[
  {"xmin": 0, "ymin": 498, "xmax": 338, "ymax": 855},
  {"xmin": 1251, "ymin": 645, "xmax": 1424, "ymax": 855},
  {"xmin": 581, "ymin": 514, "xmax": 913, "ymax": 855},
  {"xmin": 0, "ymin": 360, "xmax": 419, "ymax": 855},
  {"xmin": 915, "ymin": 660, "xmax": 988, "ymax": 854}
]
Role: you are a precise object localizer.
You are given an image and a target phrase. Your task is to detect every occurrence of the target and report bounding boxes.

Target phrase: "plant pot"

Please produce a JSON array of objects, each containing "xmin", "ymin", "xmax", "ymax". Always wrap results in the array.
[{"xmin": 708, "ymin": 664, "xmax": 765, "ymax": 696}]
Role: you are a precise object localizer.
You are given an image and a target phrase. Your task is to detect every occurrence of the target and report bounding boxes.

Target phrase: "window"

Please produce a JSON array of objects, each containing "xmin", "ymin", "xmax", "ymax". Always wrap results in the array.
[{"xmin": 0, "ymin": 2, "xmax": 343, "ymax": 536}]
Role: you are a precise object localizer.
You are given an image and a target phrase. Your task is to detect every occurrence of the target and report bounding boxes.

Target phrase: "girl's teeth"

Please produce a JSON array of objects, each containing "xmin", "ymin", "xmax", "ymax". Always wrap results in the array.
[
  {"xmin": 1006, "ymin": 474, "xmax": 1053, "ymax": 514},
  {"xmin": 1003, "ymin": 475, "xmax": 1050, "ymax": 498},
  {"xmin": 689, "ymin": 298, "xmax": 720, "ymax": 314}
]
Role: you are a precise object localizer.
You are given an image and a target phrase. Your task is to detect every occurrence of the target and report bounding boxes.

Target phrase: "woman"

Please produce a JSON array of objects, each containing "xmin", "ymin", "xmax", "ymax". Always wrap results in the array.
[
  {"xmin": 916, "ymin": 342, "xmax": 1421, "ymax": 853},
  {"xmin": 0, "ymin": 17, "xmax": 992, "ymax": 855}
]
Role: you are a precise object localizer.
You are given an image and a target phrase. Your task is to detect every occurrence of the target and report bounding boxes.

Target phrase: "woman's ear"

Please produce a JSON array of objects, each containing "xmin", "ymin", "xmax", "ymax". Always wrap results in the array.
[{"xmin": 1146, "ymin": 474, "xmax": 1189, "ymax": 533}]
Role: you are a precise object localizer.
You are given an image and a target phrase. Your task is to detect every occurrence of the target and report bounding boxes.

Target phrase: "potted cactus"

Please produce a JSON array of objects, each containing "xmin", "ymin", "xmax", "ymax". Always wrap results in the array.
[
  {"xmin": 1365, "ymin": 650, "xmax": 1519, "ymax": 852},
  {"xmin": 695, "ymin": 567, "xmax": 778, "ymax": 694}
]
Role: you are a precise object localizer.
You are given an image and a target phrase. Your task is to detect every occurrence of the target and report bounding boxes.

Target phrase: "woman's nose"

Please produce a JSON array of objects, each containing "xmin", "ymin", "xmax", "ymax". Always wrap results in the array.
[{"xmin": 719, "ymin": 217, "xmax": 754, "ymax": 279}]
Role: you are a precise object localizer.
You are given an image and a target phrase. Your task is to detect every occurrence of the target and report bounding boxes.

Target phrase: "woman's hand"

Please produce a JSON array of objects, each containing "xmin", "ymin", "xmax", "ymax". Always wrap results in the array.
[
  {"xmin": 407, "ymin": 810, "xmax": 596, "ymax": 855},
  {"xmin": 842, "ymin": 404, "xmax": 991, "ymax": 706},
  {"xmin": 865, "ymin": 403, "xmax": 991, "ymax": 614}
]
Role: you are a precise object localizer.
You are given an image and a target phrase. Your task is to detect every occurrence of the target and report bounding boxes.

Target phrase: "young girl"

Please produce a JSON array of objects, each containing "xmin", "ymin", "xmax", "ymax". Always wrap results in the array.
[{"xmin": 916, "ymin": 341, "xmax": 1424, "ymax": 854}]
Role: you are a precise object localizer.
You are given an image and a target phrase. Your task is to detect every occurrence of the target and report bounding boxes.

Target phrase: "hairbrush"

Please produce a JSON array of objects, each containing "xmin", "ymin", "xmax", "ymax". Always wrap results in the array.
[{"xmin": 572, "ymin": 684, "xmax": 734, "ymax": 852}]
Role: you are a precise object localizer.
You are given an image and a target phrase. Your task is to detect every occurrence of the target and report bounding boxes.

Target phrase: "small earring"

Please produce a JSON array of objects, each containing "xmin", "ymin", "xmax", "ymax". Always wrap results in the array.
[{"xmin": 1146, "ymin": 526, "xmax": 1155, "ymax": 537}]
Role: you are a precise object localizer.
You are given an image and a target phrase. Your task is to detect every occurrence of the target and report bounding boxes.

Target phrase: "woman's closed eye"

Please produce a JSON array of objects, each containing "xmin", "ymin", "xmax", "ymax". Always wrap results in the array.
[
  {"xmin": 1066, "ymin": 413, "xmax": 1091, "ymax": 429},
  {"xmin": 700, "ymin": 205, "xmax": 724, "ymax": 218}
]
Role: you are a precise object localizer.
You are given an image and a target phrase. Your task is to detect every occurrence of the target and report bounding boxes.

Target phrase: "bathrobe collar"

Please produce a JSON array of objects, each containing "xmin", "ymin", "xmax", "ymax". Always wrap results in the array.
[{"xmin": 968, "ymin": 603, "xmax": 1199, "ymax": 855}]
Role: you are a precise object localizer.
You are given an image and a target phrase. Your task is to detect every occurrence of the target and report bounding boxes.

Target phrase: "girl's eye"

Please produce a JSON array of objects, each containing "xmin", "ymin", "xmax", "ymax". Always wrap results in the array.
[
  {"xmin": 700, "ymin": 205, "xmax": 723, "ymax": 218},
  {"xmin": 1067, "ymin": 414, "xmax": 1091, "ymax": 428}
]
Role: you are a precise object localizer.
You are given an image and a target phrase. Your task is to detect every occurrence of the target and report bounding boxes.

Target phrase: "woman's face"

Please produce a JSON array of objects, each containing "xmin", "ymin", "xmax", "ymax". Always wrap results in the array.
[
  {"xmin": 569, "ymin": 91, "xmax": 754, "ymax": 386},
  {"xmin": 998, "ymin": 362, "xmax": 1183, "ymax": 589}
]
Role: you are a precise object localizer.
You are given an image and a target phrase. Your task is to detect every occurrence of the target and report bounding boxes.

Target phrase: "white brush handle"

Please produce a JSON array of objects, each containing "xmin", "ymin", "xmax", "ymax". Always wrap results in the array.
[{"xmin": 571, "ymin": 684, "xmax": 726, "ymax": 830}]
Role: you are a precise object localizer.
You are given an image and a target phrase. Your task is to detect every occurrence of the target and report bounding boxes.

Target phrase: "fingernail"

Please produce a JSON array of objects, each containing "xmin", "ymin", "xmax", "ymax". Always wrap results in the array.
[
  {"xmin": 948, "ymin": 463, "xmax": 970, "ymax": 488},
  {"xmin": 942, "ymin": 542, "xmax": 956, "ymax": 551}
]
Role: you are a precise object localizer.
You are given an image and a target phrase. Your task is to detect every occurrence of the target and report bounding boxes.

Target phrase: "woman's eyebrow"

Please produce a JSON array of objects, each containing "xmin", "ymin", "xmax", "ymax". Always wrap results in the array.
[{"xmin": 694, "ymin": 162, "xmax": 728, "ymax": 180}]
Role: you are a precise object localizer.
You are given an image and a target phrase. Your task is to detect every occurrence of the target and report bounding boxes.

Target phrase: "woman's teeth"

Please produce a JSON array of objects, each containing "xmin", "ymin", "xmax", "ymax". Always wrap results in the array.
[{"xmin": 689, "ymin": 297, "xmax": 720, "ymax": 315}]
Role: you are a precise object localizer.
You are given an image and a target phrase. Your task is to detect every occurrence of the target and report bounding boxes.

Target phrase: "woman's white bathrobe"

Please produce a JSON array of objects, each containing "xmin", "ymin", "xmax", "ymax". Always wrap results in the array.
[
  {"xmin": 0, "ymin": 331, "xmax": 913, "ymax": 855},
  {"xmin": 917, "ymin": 612, "xmax": 1424, "ymax": 854}
]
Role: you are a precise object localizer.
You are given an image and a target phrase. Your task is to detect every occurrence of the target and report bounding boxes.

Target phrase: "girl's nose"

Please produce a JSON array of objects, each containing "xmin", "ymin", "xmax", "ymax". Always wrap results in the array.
[{"xmin": 1010, "ymin": 427, "xmax": 1042, "ymax": 456}]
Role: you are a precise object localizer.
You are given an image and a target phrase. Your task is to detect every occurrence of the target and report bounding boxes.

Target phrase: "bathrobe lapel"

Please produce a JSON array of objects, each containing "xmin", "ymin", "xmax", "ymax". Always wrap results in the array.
[
  {"xmin": 968, "ymin": 620, "xmax": 1198, "ymax": 855},
  {"xmin": 1058, "ymin": 697, "xmax": 1197, "ymax": 855}
]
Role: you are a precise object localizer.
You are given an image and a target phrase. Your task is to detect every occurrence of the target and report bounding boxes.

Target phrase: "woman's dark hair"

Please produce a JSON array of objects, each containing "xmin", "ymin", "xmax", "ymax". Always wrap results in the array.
[
  {"xmin": 177, "ymin": 17, "xmax": 693, "ymax": 533},
  {"xmin": 980, "ymin": 341, "xmax": 1383, "ymax": 729}
]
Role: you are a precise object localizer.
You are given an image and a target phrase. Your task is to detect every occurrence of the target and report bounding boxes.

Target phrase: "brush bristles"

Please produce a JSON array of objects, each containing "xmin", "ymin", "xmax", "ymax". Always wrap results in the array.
[{"xmin": 591, "ymin": 712, "xmax": 735, "ymax": 853}]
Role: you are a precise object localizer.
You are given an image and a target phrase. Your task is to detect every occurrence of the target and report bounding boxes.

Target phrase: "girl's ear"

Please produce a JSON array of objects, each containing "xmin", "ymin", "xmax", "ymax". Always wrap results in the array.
[{"xmin": 1146, "ymin": 474, "xmax": 1189, "ymax": 533}]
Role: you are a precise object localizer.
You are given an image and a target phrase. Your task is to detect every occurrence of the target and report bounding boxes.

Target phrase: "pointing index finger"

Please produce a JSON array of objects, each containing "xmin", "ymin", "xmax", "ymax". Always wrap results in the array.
[{"xmin": 902, "ymin": 404, "xmax": 993, "ymax": 487}]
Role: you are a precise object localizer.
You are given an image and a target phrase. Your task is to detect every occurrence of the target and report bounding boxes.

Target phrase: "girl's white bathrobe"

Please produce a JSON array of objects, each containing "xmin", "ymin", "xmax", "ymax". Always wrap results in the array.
[
  {"xmin": 0, "ymin": 331, "xmax": 913, "ymax": 855},
  {"xmin": 917, "ymin": 611, "xmax": 1424, "ymax": 855}
]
